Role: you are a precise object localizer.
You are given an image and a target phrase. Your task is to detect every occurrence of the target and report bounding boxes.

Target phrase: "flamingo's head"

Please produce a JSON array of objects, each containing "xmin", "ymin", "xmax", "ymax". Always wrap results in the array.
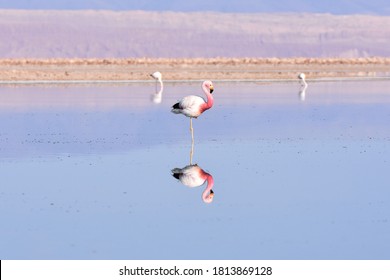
[
  {"xmin": 150, "ymin": 71, "xmax": 162, "ymax": 81},
  {"xmin": 203, "ymin": 189, "xmax": 215, "ymax": 204},
  {"xmin": 298, "ymin": 73, "xmax": 306, "ymax": 80},
  {"xmin": 203, "ymin": 80, "xmax": 214, "ymax": 94}
]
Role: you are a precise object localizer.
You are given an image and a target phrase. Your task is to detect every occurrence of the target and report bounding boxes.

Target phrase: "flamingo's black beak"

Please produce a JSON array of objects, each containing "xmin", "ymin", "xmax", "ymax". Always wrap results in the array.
[{"xmin": 210, "ymin": 85, "xmax": 214, "ymax": 93}]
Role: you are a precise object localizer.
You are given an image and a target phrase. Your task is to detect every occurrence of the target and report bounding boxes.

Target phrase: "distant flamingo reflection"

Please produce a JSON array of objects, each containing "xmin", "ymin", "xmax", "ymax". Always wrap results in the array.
[
  {"xmin": 150, "ymin": 71, "xmax": 163, "ymax": 104},
  {"xmin": 299, "ymin": 83, "xmax": 308, "ymax": 101},
  {"xmin": 172, "ymin": 164, "xmax": 215, "ymax": 204}
]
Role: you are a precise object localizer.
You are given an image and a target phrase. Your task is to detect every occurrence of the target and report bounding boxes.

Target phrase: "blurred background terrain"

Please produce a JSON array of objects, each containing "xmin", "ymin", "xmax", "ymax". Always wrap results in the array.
[{"xmin": 1, "ymin": 0, "xmax": 390, "ymax": 58}]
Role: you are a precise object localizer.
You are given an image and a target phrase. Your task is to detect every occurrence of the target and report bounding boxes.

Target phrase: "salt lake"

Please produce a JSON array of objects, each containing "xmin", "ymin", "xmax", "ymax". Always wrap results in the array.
[{"xmin": 0, "ymin": 80, "xmax": 389, "ymax": 259}]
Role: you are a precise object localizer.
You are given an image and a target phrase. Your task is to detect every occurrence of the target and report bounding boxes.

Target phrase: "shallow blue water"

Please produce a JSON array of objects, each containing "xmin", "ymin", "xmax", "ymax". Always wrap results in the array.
[{"xmin": 0, "ymin": 81, "xmax": 389, "ymax": 259}]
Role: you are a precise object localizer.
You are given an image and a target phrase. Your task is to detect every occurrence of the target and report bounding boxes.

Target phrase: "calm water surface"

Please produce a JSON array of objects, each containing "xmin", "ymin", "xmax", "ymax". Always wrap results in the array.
[{"xmin": 0, "ymin": 81, "xmax": 389, "ymax": 259}]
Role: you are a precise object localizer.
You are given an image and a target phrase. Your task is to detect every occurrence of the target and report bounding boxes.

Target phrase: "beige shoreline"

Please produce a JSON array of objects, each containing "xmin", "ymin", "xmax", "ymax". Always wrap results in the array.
[{"xmin": 1, "ymin": 58, "xmax": 390, "ymax": 81}]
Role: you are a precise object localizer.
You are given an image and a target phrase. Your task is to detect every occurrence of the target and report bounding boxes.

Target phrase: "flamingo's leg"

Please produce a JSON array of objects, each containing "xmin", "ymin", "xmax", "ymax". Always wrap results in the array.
[
  {"xmin": 190, "ymin": 118, "xmax": 194, "ymax": 164},
  {"xmin": 190, "ymin": 137, "xmax": 194, "ymax": 165},
  {"xmin": 190, "ymin": 118, "xmax": 194, "ymax": 142}
]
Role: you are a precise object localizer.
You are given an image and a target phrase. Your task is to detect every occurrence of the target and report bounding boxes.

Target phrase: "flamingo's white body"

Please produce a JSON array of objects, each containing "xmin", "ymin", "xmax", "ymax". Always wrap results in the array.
[
  {"xmin": 171, "ymin": 80, "xmax": 214, "ymax": 118},
  {"xmin": 172, "ymin": 164, "xmax": 214, "ymax": 203},
  {"xmin": 150, "ymin": 71, "xmax": 163, "ymax": 104},
  {"xmin": 171, "ymin": 80, "xmax": 214, "ymax": 142}
]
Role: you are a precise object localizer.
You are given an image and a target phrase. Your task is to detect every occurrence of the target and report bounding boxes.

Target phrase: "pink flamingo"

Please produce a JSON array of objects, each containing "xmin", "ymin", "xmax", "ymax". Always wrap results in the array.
[
  {"xmin": 171, "ymin": 80, "xmax": 214, "ymax": 142},
  {"xmin": 172, "ymin": 164, "xmax": 215, "ymax": 203}
]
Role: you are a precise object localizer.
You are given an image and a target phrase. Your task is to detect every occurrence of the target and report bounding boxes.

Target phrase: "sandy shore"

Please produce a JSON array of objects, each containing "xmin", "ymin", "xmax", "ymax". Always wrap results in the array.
[{"xmin": 1, "ymin": 57, "xmax": 390, "ymax": 82}]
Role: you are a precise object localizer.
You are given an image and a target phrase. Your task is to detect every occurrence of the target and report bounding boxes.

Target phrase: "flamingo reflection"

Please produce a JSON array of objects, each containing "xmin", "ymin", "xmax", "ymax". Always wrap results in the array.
[
  {"xmin": 299, "ymin": 83, "xmax": 308, "ymax": 101},
  {"xmin": 150, "ymin": 71, "xmax": 163, "ymax": 104},
  {"xmin": 171, "ymin": 164, "xmax": 215, "ymax": 203}
]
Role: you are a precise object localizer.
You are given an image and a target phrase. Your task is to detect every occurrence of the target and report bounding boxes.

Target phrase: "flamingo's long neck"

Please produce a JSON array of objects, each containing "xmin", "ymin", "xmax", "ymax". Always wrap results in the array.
[
  {"xmin": 200, "ymin": 85, "xmax": 214, "ymax": 113},
  {"xmin": 158, "ymin": 78, "xmax": 164, "ymax": 93},
  {"xmin": 201, "ymin": 173, "xmax": 214, "ymax": 203}
]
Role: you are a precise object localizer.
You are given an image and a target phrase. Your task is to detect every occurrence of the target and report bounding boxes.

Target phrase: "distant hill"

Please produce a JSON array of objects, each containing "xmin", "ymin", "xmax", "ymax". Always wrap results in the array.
[
  {"xmin": 1, "ymin": 10, "xmax": 390, "ymax": 58},
  {"xmin": 0, "ymin": 0, "xmax": 390, "ymax": 15}
]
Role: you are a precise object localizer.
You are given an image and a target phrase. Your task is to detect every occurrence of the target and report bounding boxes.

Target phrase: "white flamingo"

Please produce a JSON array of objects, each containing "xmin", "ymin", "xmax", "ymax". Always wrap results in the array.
[
  {"xmin": 172, "ymin": 164, "xmax": 215, "ymax": 203},
  {"xmin": 298, "ymin": 73, "xmax": 308, "ymax": 87},
  {"xmin": 298, "ymin": 73, "xmax": 308, "ymax": 101},
  {"xmin": 150, "ymin": 71, "xmax": 163, "ymax": 104},
  {"xmin": 171, "ymin": 80, "xmax": 214, "ymax": 143}
]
